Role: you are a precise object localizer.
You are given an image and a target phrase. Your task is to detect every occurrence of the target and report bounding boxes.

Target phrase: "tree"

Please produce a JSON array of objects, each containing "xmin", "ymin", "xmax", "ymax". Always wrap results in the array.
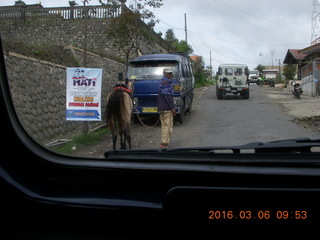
[
  {"xmin": 192, "ymin": 56, "xmax": 209, "ymax": 87},
  {"xmin": 105, "ymin": 8, "xmax": 141, "ymax": 68},
  {"xmin": 282, "ymin": 64, "xmax": 297, "ymax": 83},
  {"xmin": 102, "ymin": 0, "xmax": 163, "ymax": 69},
  {"xmin": 164, "ymin": 29, "xmax": 193, "ymax": 54},
  {"xmin": 99, "ymin": 0, "xmax": 163, "ymax": 28},
  {"xmin": 164, "ymin": 29, "xmax": 178, "ymax": 46},
  {"xmin": 255, "ymin": 64, "xmax": 265, "ymax": 77},
  {"xmin": 173, "ymin": 40, "xmax": 193, "ymax": 54}
]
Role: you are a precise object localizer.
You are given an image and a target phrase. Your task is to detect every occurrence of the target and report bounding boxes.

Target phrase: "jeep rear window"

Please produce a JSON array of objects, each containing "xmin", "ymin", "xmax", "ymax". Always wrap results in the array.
[
  {"xmin": 235, "ymin": 68, "xmax": 243, "ymax": 76},
  {"xmin": 225, "ymin": 68, "xmax": 233, "ymax": 75}
]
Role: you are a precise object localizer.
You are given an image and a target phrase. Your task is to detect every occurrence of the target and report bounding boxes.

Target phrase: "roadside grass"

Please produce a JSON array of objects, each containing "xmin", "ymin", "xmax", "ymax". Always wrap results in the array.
[
  {"xmin": 52, "ymin": 127, "xmax": 109, "ymax": 154},
  {"xmin": 195, "ymin": 80, "xmax": 215, "ymax": 88}
]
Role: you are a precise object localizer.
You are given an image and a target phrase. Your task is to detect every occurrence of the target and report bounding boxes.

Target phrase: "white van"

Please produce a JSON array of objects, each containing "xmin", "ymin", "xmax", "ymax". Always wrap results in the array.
[{"xmin": 216, "ymin": 64, "xmax": 250, "ymax": 99}]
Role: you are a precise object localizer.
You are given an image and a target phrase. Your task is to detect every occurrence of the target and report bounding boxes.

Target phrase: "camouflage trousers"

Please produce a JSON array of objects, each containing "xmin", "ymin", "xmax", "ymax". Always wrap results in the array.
[{"xmin": 159, "ymin": 110, "xmax": 174, "ymax": 146}]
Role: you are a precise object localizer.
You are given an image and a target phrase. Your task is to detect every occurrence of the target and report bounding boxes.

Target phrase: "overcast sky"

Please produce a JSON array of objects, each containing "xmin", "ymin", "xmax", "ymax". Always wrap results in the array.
[{"xmin": 1, "ymin": 0, "xmax": 314, "ymax": 70}]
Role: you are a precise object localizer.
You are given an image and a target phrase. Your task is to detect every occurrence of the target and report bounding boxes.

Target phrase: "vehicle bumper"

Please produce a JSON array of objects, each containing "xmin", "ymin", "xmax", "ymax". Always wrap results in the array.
[
  {"xmin": 133, "ymin": 106, "xmax": 181, "ymax": 114},
  {"xmin": 219, "ymin": 87, "xmax": 248, "ymax": 93}
]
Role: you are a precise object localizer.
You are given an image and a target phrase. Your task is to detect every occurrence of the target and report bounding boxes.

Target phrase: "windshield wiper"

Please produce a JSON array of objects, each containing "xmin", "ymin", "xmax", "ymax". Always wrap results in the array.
[
  {"xmin": 165, "ymin": 138, "xmax": 320, "ymax": 154},
  {"xmin": 105, "ymin": 138, "xmax": 320, "ymax": 156}
]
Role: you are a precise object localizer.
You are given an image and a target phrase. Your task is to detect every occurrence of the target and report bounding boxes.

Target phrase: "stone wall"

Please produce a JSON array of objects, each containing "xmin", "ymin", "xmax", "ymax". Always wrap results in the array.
[
  {"xmin": 0, "ymin": 8, "xmax": 174, "ymax": 145},
  {"xmin": 0, "ymin": 18, "xmax": 171, "ymax": 62},
  {"xmin": 5, "ymin": 48, "xmax": 126, "ymax": 145}
]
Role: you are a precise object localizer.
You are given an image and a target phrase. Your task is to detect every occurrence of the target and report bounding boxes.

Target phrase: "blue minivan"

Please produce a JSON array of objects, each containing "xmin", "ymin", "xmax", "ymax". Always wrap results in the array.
[{"xmin": 127, "ymin": 53, "xmax": 195, "ymax": 124}]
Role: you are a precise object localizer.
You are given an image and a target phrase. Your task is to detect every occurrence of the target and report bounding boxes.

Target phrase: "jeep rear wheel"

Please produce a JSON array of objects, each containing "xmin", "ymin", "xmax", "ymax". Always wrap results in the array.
[
  {"xmin": 216, "ymin": 87, "xmax": 223, "ymax": 99},
  {"xmin": 243, "ymin": 89, "xmax": 250, "ymax": 99}
]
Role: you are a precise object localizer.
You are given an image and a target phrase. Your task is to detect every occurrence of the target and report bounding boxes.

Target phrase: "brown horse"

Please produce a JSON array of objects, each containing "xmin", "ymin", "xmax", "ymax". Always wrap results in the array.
[{"xmin": 106, "ymin": 83, "xmax": 133, "ymax": 150}]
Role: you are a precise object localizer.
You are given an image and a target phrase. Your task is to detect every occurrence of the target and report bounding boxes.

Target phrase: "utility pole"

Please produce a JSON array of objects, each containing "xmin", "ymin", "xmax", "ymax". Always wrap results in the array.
[
  {"xmin": 278, "ymin": 58, "xmax": 281, "ymax": 82},
  {"xmin": 83, "ymin": 0, "xmax": 89, "ymax": 68},
  {"xmin": 83, "ymin": 0, "xmax": 89, "ymax": 134},
  {"xmin": 210, "ymin": 50, "xmax": 212, "ymax": 80},
  {"xmin": 184, "ymin": 13, "xmax": 188, "ymax": 44},
  {"xmin": 275, "ymin": 57, "xmax": 281, "ymax": 82}
]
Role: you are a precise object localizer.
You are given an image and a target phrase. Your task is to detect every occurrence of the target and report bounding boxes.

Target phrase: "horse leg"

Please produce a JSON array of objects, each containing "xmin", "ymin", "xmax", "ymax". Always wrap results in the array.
[
  {"xmin": 125, "ymin": 124, "xmax": 132, "ymax": 149},
  {"xmin": 119, "ymin": 122, "xmax": 126, "ymax": 149},
  {"xmin": 119, "ymin": 132, "xmax": 125, "ymax": 149},
  {"xmin": 111, "ymin": 127, "xmax": 117, "ymax": 150},
  {"xmin": 121, "ymin": 134, "xmax": 126, "ymax": 149}
]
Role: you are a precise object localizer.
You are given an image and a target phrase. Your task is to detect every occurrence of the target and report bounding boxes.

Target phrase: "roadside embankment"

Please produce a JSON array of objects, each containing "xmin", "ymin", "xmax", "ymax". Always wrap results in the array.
[{"xmin": 262, "ymin": 86, "xmax": 320, "ymax": 134}]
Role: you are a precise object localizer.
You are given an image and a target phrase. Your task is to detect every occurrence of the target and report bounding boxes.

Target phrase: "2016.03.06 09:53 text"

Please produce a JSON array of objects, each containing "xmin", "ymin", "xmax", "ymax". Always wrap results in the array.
[{"xmin": 208, "ymin": 210, "xmax": 307, "ymax": 220}]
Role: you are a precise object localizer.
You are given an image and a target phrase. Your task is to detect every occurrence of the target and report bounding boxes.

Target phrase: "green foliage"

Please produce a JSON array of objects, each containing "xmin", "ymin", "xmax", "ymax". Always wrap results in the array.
[
  {"xmin": 52, "ymin": 128, "xmax": 109, "ymax": 154},
  {"xmin": 282, "ymin": 64, "xmax": 297, "ymax": 82},
  {"xmin": 255, "ymin": 64, "xmax": 265, "ymax": 77},
  {"xmin": 2, "ymin": 40, "xmax": 80, "ymax": 67},
  {"xmin": 103, "ymin": 0, "xmax": 164, "ymax": 66},
  {"xmin": 164, "ymin": 29, "xmax": 177, "ymax": 46},
  {"xmin": 173, "ymin": 40, "xmax": 193, "ymax": 54},
  {"xmin": 100, "ymin": 0, "xmax": 163, "ymax": 28},
  {"xmin": 164, "ymin": 29, "xmax": 193, "ymax": 54},
  {"xmin": 192, "ymin": 55, "xmax": 212, "ymax": 87}
]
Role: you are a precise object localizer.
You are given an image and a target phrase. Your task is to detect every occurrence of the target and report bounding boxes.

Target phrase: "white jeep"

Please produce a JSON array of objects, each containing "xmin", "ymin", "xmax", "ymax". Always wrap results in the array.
[{"xmin": 216, "ymin": 64, "xmax": 250, "ymax": 99}]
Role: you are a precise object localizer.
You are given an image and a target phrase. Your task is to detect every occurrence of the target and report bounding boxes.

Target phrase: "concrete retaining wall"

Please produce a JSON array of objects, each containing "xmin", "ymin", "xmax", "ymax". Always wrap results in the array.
[{"xmin": 5, "ymin": 48, "xmax": 125, "ymax": 145}]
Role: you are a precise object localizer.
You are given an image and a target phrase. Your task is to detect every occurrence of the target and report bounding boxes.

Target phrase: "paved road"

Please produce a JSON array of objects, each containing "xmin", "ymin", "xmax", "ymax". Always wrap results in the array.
[
  {"xmin": 72, "ymin": 85, "xmax": 320, "ymax": 157},
  {"xmin": 170, "ymin": 85, "xmax": 320, "ymax": 148}
]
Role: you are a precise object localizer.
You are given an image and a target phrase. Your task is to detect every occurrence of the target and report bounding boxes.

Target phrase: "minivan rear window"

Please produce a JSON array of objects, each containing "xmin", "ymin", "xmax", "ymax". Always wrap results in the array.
[{"xmin": 128, "ymin": 62, "xmax": 178, "ymax": 80}]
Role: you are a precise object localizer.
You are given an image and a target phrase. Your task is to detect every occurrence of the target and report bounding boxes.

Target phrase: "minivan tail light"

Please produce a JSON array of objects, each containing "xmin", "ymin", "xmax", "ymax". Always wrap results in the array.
[{"xmin": 173, "ymin": 84, "xmax": 181, "ymax": 91}]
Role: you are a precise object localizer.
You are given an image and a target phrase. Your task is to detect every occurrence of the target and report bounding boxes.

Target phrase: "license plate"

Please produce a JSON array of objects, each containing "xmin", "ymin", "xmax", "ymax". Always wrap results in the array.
[{"xmin": 142, "ymin": 107, "xmax": 158, "ymax": 113}]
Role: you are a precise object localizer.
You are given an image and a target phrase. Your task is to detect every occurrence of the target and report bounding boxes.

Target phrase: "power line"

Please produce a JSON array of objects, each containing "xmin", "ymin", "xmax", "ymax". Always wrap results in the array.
[
  {"xmin": 187, "ymin": 31, "xmax": 258, "ymax": 65},
  {"xmin": 187, "ymin": 30, "xmax": 222, "ymax": 55},
  {"xmin": 213, "ymin": 0, "xmax": 309, "ymax": 34},
  {"xmin": 157, "ymin": 13, "xmax": 304, "ymax": 67},
  {"xmin": 187, "ymin": 33, "xmax": 202, "ymax": 56},
  {"xmin": 157, "ymin": 16, "xmax": 308, "ymax": 48},
  {"xmin": 156, "ymin": 17, "xmax": 184, "ymax": 31}
]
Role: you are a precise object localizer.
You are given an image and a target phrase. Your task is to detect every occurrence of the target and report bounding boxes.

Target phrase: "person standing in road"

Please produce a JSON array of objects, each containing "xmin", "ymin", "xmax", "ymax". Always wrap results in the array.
[{"xmin": 157, "ymin": 68, "xmax": 176, "ymax": 148}]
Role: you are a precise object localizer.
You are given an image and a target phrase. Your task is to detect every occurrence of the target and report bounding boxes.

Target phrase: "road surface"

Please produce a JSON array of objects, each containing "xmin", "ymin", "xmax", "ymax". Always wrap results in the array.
[
  {"xmin": 171, "ymin": 85, "xmax": 320, "ymax": 148},
  {"xmin": 72, "ymin": 85, "xmax": 320, "ymax": 157}
]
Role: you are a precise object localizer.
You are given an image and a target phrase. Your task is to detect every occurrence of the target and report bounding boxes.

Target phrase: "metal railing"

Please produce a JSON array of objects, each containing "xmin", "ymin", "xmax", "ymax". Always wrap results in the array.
[{"xmin": 0, "ymin": 5, "xmax": 121, "ymax": 22}]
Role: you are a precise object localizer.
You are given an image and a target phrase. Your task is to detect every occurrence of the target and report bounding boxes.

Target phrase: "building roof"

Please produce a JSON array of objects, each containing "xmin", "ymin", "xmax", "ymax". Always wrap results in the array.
[
  {"xmin": 298, "ymin": 43, "xmax": 320, "ymax": 55},
  {"xmin": 190, "ymin": 55, "xmax": 201, "ymax": 62},
  {"xmin": 283, "ymin": 49, "xmax": 307, "ymax": 64}
]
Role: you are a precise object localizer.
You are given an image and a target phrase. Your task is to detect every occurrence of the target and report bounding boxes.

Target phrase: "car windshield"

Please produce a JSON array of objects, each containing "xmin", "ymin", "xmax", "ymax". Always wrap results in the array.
[{"xmin": 1, "ymin": 0, "xmax": 319, "ymax": 159}]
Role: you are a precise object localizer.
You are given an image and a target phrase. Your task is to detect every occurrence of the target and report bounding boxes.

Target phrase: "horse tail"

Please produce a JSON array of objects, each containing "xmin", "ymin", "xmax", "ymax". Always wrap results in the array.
[
  {"xmin": 120, "ymin": 92, "xmax": 133, "ymax": 125},
  {"xmin": 106, "ymin": 90, "xmax": 123, "ymax": 128}
]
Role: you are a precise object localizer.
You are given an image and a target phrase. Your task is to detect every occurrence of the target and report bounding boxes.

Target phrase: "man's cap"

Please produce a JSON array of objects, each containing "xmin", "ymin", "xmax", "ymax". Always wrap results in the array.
[{"xmin": 163, "ymin": 68, "xmax": 173, "ymax": 73}]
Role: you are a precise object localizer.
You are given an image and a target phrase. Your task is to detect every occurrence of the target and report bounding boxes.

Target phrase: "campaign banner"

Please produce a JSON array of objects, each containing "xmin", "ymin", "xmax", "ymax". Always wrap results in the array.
[{"xmin": 66, "ymin": 68, "xmax": 103, "ymax": 121}]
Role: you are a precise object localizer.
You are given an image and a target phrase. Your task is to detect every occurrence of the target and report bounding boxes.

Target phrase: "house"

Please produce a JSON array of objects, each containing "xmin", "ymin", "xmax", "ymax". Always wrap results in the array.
[
  {"xmin": 283, "ymin": 49, "xmax": 307, "ymax": 80},
  {"xmin": 283, "ymin": 46, "xmax": 320, "ymax": 96},
  {"xmin": 262, "ymin": 69, "xmax": 278, "ymax": 80},
  {"xmin": 298, "ymin": 43, "xmax": 320, "ymax": 96}
]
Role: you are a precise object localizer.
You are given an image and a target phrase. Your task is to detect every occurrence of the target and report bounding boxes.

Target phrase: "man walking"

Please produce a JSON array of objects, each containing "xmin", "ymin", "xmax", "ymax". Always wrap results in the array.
[{"xmin": 157, "ymin": 68, "xmax": 176, "ymax": 148}]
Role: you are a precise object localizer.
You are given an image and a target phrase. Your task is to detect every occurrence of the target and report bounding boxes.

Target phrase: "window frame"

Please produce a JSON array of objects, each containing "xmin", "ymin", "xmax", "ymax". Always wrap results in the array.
[{"xmin": 2, "ymin": 36, "xmax": 320, "ymax": 235}]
